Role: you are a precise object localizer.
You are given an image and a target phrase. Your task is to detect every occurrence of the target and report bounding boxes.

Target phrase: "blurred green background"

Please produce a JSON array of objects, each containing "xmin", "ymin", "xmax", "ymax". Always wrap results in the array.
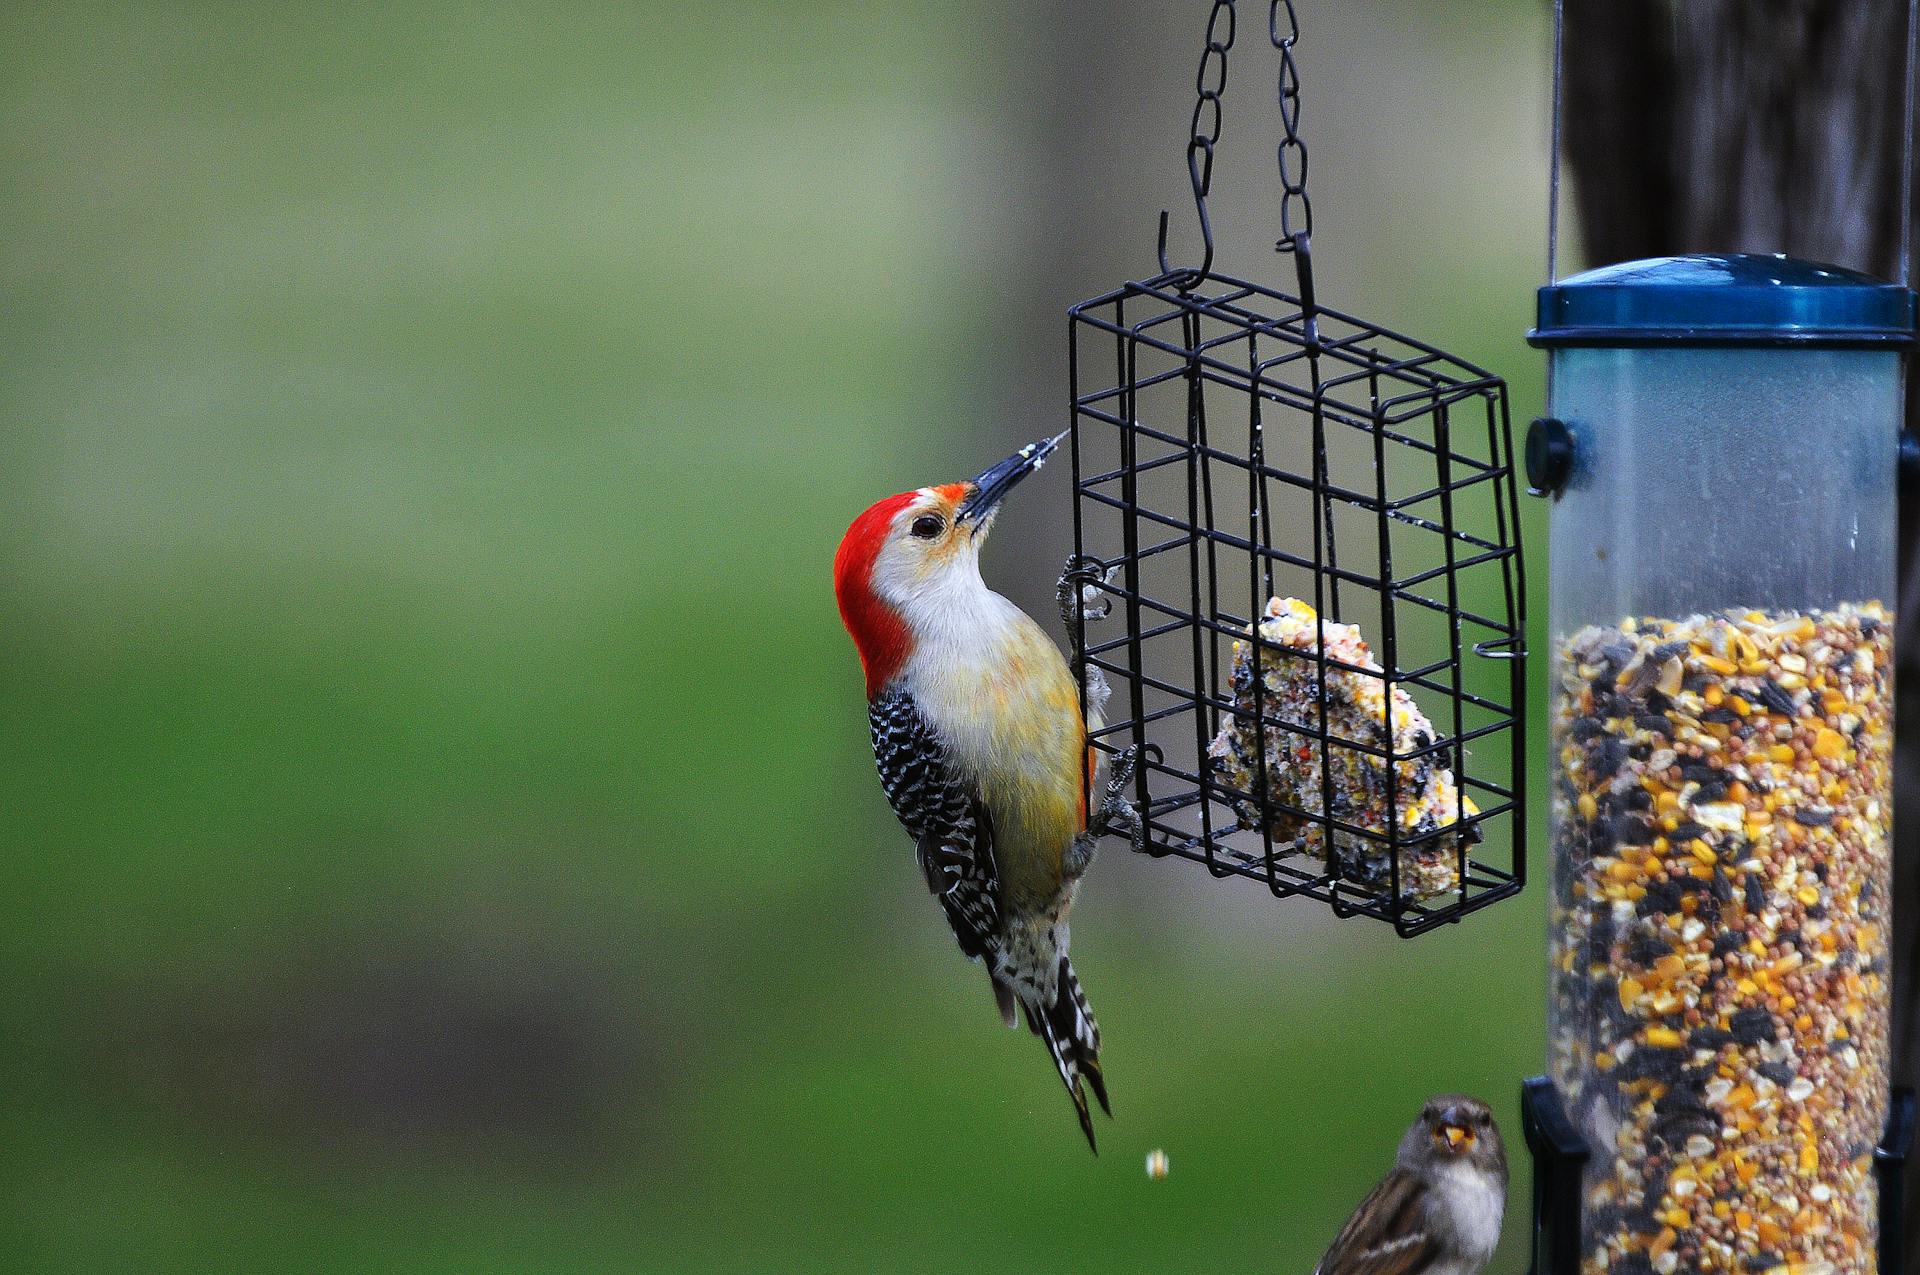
[{"xmin": 0, "ymin": 2, "xmax": 1556, "ymax": 1270}]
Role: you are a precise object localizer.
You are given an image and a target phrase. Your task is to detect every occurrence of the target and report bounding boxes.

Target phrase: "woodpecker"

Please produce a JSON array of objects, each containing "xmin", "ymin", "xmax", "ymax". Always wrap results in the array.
[{"xmin": 833, "ymin": 433, "xmax": 1140, "ymax": 1151}]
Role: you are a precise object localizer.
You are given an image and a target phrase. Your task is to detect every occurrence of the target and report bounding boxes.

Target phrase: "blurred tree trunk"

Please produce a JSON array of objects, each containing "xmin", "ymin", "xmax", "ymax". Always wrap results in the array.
[{"xmin": 1557, "ymin": 0, "xmax": 1919, "ymax": 1251}]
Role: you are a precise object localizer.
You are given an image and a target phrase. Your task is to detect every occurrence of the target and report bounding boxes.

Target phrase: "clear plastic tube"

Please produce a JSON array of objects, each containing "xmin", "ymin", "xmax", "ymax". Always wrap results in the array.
[{"xmin": 1544, "ymin": 347, "xmax": 1900, "ymax": 1275}]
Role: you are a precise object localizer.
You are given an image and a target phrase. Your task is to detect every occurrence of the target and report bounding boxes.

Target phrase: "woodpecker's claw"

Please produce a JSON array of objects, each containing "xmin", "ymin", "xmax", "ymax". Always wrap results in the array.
[
  {"xmin": 1063, "ymin": 832, "xmax": 1096, "ymax": 880},
  {"xmin": 1095, "ymin": 746, "xmax": 1146, "ymax": 855},
  {"xmin": 1059, "ymin": 554, "xmax": 1116, "ymax": 719},
  {"xmin": 1066, "ymin": 746, "xmax": 1146, "ymax": 879},
  {"xmin": 1056, "ymin": 554, "xmax": 1114, "ymax": 636},
  {"xmin": 1095, "ymin": 797, "xmax": 1145, "ymax": 860}
]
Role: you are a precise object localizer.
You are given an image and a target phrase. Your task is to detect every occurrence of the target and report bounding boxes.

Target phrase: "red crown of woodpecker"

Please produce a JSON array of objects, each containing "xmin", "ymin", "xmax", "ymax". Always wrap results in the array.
[{"xmin": 833, "ymin": 491, "xmax": 917, "ymax": 698}]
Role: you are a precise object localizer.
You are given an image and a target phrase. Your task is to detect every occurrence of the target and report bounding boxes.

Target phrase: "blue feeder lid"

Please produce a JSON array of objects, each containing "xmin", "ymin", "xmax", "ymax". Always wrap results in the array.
[{"xmin": 1530, "ymin": 253, "xmax": 1917, "ymax": 349}]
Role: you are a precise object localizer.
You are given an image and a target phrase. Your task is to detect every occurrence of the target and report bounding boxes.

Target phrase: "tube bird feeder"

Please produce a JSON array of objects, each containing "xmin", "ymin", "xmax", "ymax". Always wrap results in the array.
[{"xmin": 1523, "ymin": 254, "xmax": 1917, "ymax": 1275}]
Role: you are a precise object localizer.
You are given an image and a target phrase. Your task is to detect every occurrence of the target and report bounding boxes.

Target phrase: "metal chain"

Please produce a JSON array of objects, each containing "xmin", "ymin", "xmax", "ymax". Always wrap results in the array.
[
  {"xmin": 1271, "ymin": 0, "xmax": 1313, "ymax": 252},
  {"xmin": 1157, "ymin": 0, "xmax": 1316, "ymax": 286},
  {"xmin": 1192, "ymin": 0, "xmax": 1234, "ymax": 202},
  {"xmin": 1158, "ymin": 0, "xmax": 1237, "ymax": 287}
]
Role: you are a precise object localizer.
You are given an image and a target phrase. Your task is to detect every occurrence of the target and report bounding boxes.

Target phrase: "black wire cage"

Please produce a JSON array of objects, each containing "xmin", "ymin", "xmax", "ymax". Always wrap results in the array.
[{"xmin": 1064, "ymin": 1, "xmax": 1527, "ymax": 936}]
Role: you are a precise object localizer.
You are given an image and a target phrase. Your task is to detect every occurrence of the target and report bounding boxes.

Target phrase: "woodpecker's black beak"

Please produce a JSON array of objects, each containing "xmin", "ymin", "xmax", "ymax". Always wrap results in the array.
[{"xmin": 955, "ymin": 431, "xmax": 1067, "ymax": 528}]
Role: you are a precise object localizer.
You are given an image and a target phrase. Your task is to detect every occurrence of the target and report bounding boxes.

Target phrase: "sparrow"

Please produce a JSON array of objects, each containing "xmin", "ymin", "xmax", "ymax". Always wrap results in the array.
[{"xmin": 1314, "ymin": 1095, "xmax": 1508, "ymax": 1275}]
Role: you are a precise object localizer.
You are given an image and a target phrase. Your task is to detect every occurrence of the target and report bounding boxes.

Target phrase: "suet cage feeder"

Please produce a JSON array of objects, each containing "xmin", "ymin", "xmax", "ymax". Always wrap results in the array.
[
  {"xmin": 1063, "ymin": 0, "xmax": 1528, "ymax": 936},
  {"xmin": 1521, "ymin": 256, "xmax": 1918, "ymax": 1275}
]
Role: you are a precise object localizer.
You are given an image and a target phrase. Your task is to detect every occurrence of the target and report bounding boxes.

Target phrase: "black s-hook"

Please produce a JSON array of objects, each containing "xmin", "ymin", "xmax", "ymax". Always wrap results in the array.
[
  {"xmin": 1157, "ymin": 0, "xmax": 1235, "ymax": 292},
  {"xmin": 1156, "ymin": 2, "xmax": 1316, "ymax": 298}
]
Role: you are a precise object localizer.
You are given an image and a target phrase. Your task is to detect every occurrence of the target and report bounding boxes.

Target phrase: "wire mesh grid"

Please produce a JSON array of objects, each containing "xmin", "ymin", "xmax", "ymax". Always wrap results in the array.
[{"xmin": 1067, "ymin": 269, "xmax": 1527, "ymax": 935}]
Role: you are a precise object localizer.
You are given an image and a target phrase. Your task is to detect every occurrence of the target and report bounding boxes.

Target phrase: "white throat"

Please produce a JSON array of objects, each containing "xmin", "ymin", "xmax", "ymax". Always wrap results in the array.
[
  {"xmin": 1423, "ymin": 1159, "xmax": 1504, "ymax": 1269},
  {"xmin": 877, "ymin": 542, "xmax": 1021, "ymax": 654}
]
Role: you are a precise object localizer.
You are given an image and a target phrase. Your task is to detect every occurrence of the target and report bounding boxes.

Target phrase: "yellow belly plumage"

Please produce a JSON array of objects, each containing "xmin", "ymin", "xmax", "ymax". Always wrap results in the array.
[{"xmin": 907, "ymin": 606, "xmax": 1090, "ymax": 915}]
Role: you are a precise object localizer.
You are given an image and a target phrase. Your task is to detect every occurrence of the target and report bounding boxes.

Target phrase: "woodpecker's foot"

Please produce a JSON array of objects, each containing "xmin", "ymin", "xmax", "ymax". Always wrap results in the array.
[
  {"xmin": 1100, "ymin": 796, "xmax": 1145, "ymax": 858},
  {"xmin": 1063, "ymin": 831, "xmax": 1099, "ymax": 881},
  {"xmin": 1103, "ymin": 742, "xmax": 1140, "ymax": 796},
  {"xmin": 1079, "ymin": 745, "xmax": 1146, "ymax": 868},
  {"xmin": 1068, "ymin": 798, "xmax": 1143, "ymax": 878},
  {"xmin": 1056, "ymin": 554, "xmax": 1113, "ymax": 638}
]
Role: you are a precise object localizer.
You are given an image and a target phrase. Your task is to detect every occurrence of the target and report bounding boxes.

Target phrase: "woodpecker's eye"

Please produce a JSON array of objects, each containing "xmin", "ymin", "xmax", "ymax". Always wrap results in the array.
[{"xmin": 910, "ymin": 515, "xmax": 944, "ymax": 540}]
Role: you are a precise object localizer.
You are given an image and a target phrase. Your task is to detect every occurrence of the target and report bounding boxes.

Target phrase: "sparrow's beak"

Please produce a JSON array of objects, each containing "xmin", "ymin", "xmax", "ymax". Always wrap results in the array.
[
  {"xmin": 955, "ymin": 432, "xmax": 1068, "ymax": 530},
  {"xmin": 1437, "ymin": 1123, "xmax": 1474, "ymax": 1151}
]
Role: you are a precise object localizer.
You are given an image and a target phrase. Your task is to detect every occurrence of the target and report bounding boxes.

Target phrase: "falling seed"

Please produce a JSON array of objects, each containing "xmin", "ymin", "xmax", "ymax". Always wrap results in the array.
[{"xmin": 1145, "ymin": 1149, "xmax": 1169, "ymax": 1180}]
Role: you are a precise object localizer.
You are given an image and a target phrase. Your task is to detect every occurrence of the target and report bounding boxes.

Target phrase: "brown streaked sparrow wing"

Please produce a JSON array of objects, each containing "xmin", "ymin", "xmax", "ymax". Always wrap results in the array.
[{"xmin": 1314, "ymin": 1168, "xmax": 1439, "ymax": 1275}]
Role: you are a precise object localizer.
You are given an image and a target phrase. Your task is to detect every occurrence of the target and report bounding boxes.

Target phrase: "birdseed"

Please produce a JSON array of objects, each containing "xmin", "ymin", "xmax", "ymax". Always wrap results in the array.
[{"xmin": 1548, "ymin": 603, "xmax": 1892, "ymax": 1275}]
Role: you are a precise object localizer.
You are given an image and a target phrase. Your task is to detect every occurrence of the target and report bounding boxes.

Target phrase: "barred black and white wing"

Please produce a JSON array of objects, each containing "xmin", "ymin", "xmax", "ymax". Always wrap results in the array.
[
  {"xmin": 868, "ymin": 688, "xmax": 1001, "ymax": 965},
  {"xmin": 867, "ymin": 686, "xmax": 1108, "ymax": 1153}
]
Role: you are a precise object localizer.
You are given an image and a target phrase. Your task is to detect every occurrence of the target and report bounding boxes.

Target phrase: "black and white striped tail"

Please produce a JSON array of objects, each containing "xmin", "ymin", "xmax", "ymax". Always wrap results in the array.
[{"xmin": 1015, "ymin": 953, "xmax": 1108, "ymax": 1152}]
